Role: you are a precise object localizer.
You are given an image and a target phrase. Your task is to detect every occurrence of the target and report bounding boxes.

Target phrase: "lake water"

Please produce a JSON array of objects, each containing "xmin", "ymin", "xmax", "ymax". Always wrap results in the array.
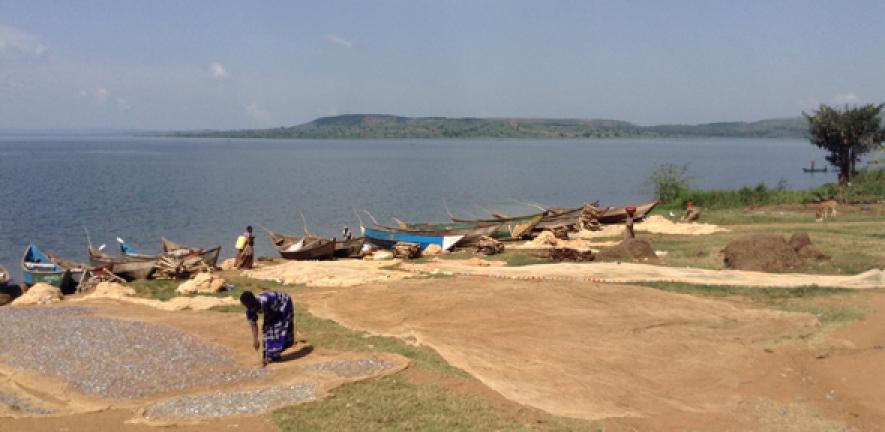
[{"xmin": 0, "ymin": 135, "xmax": 832, "ymax": 277}]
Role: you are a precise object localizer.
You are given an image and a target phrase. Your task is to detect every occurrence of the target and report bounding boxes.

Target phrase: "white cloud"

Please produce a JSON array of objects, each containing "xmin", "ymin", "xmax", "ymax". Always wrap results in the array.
[
  {"xmin": 208, "ymin": 62, "xmax": 228, "ymax": 78},
  {"xmin": 324, "ymin": 34, "xmax": 353, "ymax": 48},
  {"xmin": 832, "ymin": 92, "xmax": 862, "ymax": 106},
  {"xmin": 78, "ymin": 87, "xmax": 131, "ymax": 111},
  {"xmin": 0, "ymin": 24, "xmax": 48, "ymax": 59},
  {"xmin": 244, "ymin": 102, "xmax": 271, "ymax": 124}
]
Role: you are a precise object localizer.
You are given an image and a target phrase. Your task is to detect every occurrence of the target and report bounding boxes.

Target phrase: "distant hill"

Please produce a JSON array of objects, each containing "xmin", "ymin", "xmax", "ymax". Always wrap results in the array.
[{"xmin": 173, "ymin": 115, "xmax": 810, "ymax": 139}]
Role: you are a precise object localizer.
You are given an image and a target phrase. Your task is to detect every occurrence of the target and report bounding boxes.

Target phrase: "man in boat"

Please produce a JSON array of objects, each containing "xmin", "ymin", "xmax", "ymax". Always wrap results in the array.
[
  {"xmin": 235, "ymin": 226, "xmax": 255, "ymax": 269},
  {"xmin": 240, "ymin": 290, "xmax": 295, "ymax": 365}
]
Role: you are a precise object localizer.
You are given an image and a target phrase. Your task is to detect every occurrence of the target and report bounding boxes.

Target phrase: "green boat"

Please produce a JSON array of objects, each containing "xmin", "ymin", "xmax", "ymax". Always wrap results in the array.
[{"xmin": 21, "ymin": 243, "xmax": 72, "ymax": 289}]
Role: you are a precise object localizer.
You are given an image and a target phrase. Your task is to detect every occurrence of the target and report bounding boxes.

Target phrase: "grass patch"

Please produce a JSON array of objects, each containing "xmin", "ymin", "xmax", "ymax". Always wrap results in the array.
[
  {"xmin": 638, "ymin": 281, "xmax": 866, "ymax": 326},
  {"xmin": 273, "ymin": 375, "xmax": 591, "ymax": 432}
]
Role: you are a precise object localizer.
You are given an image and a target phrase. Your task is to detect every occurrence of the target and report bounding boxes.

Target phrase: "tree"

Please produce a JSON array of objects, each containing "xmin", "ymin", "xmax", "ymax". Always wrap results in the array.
[
  {"xmin": 645, "ymin": 163, "xmax": 692, "ymax": 204},
  {"xmin": 803, "ymin": 103, "xmax": 884, "ymax": 202}
]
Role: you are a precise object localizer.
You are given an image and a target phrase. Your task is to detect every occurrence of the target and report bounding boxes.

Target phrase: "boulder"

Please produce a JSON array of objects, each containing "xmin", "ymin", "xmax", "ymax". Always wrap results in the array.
[
  {"xmin": 11, "ymin": 283, "xmax": 62, "ymax": 306},
  {"xmin": 176, "ymin": 273, "xmax": 226, "ymax": 295}
]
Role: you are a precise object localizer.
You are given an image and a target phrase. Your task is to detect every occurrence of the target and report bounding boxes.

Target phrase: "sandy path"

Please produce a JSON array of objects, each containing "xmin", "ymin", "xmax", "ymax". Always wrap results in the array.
[
  {"xmin": 244, "ymin": 259, "xmax": 411, "ymax": 287},
  {"xmin": 298, "ymin": 278, "xmax": 819, "ymax": 421},
  {"xmin": 403, "ymin": 260, "xmax": 885, "ymax": 289}
]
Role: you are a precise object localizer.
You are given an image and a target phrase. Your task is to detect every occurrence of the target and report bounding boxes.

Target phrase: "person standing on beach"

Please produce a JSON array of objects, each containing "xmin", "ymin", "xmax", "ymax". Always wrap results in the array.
[
  {"xmin": 235, "ymin": 226, "xmax": 255, "ymax": 269},
  {"xmin": 240, "ymin": 290, "xmax": 295, "ymax": 365}
]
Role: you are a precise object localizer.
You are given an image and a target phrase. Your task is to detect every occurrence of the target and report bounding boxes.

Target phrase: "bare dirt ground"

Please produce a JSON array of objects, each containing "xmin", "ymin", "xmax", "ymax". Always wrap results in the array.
[
  {"xmin": 0, "ymin": 300, "xmax": 408, "ymax": 432},
  {"xmin": 403, "ymin": 259, "xmax": 885, "ymax": 289},
  {"xmin": 297, "ymin": 276, "xmax": 885, "ymax": 431}
]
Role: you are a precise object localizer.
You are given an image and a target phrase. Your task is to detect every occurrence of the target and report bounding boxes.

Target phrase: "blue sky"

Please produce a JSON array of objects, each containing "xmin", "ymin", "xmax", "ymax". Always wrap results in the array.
[{"xmin": 1, "ymin": 0, "xmax": 883, "ymax": 129}]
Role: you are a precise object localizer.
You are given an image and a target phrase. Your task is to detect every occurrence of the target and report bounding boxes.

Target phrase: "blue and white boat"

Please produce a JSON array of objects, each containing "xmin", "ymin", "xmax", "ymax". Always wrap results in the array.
[
  {"xmin": 361, "ymin": 225, "xmax": 466, "ymax": 251},
  {"xmin": 21, "ymin": 243, "xmax": 71, "ymax": 288}
]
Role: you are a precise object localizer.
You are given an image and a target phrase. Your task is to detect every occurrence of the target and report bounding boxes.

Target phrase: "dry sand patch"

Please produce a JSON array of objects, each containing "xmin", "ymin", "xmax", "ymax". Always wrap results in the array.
[
  {"xmin": 244, "ymin": 259, "xmax": 411, "ymax": 287},
  {"xmin": 298, "ymin": 277, "xmax": 819, "ymax": 420}
]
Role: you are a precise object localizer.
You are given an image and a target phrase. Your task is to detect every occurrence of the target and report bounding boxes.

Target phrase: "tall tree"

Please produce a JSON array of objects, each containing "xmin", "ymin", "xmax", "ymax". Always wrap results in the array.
[{"xmin": 803, "ymin": 103, "xmax": 884, "ymax": 202}]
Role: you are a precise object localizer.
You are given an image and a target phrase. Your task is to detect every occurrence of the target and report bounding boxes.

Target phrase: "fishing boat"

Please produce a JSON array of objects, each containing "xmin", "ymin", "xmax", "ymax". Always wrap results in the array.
[
  {"xmin": 398, "ymin": 214, "xmax": 543, "ymax": 240},
  {"xmin": 452, "ymin": 200, "xmax": 658, "ymax": 227},
  {"xmin": 803, "ymin": 161, "xmax": 828, "ymax": 173},
  {"xmin": 21, "ymin": 243, "xmax": 72, "ymax": 288},
  {"xmin": 87, "ymin": 245, "xmax": 156, "ymax": 281},
  {"xmin": 334, "ymin": 237, "xmax": 367, "ymax": 258},
  {"xmin": 260, "ymin": 226, "xmax": 337, "ymax": 260},
  {"xmin": 46, "ymin": 253, "xmax": 89, "ymax": 287},
  {"xmin": 161, "ymin": 238, "xmax": 222, "ymax": 267},
  {"xmin": 597, "ymin": 200, "xmax": 659, "ymax": 224},
  {"xmin": 362, "ymin": 225, "xmax": 471, "ymax": 251},
  {"xmin": 84, "ymin": 231, "xmax": 156, "ymax": 281}
]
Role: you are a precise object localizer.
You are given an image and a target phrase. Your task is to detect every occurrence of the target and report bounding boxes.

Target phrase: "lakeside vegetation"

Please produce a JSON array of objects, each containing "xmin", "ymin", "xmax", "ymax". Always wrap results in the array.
[
  {"xmin": 649, "ymin": 164, "xmax": 884, "ymax": 210},
  {"xmin": 172, "ymin": 114, "xmax": 809, "ymax": 139}
]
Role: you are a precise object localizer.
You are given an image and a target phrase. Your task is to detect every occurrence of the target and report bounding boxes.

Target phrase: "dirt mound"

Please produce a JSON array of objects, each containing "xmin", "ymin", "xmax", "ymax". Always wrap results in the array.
[
  {"xmin": 11, "ymin": 283, "xmax": 62, "ymax": 306},
  {"xmin": 724, "ymin": 233, "xmax": 829, "ymax": 272},
  {"xmin": 595, "ymin": 238, "xmax": 658, "ymax": 262}
]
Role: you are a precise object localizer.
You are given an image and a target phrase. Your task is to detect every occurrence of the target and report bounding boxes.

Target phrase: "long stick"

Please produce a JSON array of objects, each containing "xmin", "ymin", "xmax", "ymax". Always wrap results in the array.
[
  {"xmin": 299, "ymin": 211, "xmax": 314, "ymax": 236},
  {"xmin": 361, "ymin": 209, "xmax": 380, "ymax": 226}
]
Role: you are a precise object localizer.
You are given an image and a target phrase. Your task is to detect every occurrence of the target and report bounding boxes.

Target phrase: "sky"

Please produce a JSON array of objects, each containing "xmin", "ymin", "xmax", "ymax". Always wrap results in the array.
[{"xmin": 1, "ymin": 0, "xmax": 883, "ymax": 130}]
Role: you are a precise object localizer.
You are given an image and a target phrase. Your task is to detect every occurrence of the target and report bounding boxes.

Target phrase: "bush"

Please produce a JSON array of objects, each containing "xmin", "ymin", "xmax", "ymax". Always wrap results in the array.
[{"xmin": 646, "ymin": 163, "xmax": 692, "ymax": 204}]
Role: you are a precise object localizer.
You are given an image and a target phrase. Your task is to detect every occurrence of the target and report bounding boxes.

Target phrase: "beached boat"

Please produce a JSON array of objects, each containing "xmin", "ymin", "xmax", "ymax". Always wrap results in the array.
[
  {"xmin": 452, "ymin": 200, "xmax": 658, "ymax": 227},
  {"xmin": 597, "ymin": 200, "xmax": 659, "ymax": 224},
  {"xmin": 398, "ymin": 214, "xmax": 542, "ymax": 240},
  {"xmin": 362, "ymin": 225, "xmax": 473, "ymax": 251},
  {"xmin": 261, "ymin": 226, "xmax": 337, "ymax": 260},
  {"xmin": 161, "ymin": 238, "xmax": 222, "ymax": 267},
  {"xmin": 21, "ymin": 243, "xmax": 72, "ymax": 288},
  {"xmin": 334, "ymin": 237, "xmax": 367, "ymax": 258},
  {"xmin": 87, "ymin": 246, "xmax": 156, "ymax": 281}
]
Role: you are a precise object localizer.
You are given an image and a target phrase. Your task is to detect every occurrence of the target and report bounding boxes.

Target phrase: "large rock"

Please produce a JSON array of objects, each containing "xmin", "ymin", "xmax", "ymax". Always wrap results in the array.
[
  {"xmin": 11, "ymin": 283, "xmax": 62, "ymax": 306},
  {"xmin": 220, "ymin": 258, "xmax": 237, "ymax": 271},
  {"xmin": 176, "ymin": 273, "xmax": 226, "ymax": 295}
]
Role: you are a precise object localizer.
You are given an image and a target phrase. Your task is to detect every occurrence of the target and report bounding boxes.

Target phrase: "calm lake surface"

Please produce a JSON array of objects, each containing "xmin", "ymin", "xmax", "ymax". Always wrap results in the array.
[{"xmin": 0, "ymin": 135, "xmax": 832, "ymax": 277}]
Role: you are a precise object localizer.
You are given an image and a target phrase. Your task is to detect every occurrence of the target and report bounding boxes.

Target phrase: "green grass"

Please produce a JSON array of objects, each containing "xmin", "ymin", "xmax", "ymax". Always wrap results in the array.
[
  {"xmin": 273, "ymin": 375, "xmax": 593, "ymax": 432},
  {"xmin": 637, "ymin": 281, "xmax": 868, "ymax": 326}
]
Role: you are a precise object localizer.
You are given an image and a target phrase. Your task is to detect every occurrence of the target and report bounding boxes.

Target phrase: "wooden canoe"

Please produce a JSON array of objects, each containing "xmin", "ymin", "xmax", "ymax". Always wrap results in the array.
[
  {"xmin": 453, "ymin": 201, "xmax": 658, "ymax": 227},
  {"xmin": 261, "ymin": 226, "xmax": 336, "ymax": 260},
  {"xmin": 88, "ymin": 246, "xmax": 156, "ymax": 281},
  {"xmin": 360, "ymin": 223, "xmax": 502, "ymax": 251},
  {"xmin": 161, "ymin": 238, "xmax": 222, "ymax": 267},
  {"xmin": 399, "ymin": 214, "xmax": 542, "ymax": 240},
  {"xmin": 21, "ymin": 243, "xmax": 72, "ymax": 288},
  {"xmin": 596, "ymin": 200, "xmax": 658, "ymax": 224},
  {"xmin": 334, "ymin": 237, "xmax": 367, "ymax": 258}
]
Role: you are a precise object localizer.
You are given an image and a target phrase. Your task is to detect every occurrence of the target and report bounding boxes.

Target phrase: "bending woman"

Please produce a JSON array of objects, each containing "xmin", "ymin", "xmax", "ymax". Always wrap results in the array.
[{"xmin": 240, "ymin": 290, "xmax": 295, "ymax": 365}]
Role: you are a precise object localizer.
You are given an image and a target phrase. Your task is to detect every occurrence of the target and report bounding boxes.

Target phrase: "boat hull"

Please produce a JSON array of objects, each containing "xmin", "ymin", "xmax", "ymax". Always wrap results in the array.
[
  {"xmin": 21, "ymin": 244, "xmax": 72, "ymax": 289},
  {"xmin": 362, "ymin": 226, "xmax": 465, "ymax": 251}
]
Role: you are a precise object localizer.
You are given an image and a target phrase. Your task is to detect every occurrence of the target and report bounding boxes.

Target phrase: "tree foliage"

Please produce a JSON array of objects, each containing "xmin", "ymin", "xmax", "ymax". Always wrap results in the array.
[
  {"xmin": 803, "ymin": 103, "xmax": 884, "ymax": 201},
  {"xmin": 646, "ymin": 163, "xmax": 692, "ymax": 204}
]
